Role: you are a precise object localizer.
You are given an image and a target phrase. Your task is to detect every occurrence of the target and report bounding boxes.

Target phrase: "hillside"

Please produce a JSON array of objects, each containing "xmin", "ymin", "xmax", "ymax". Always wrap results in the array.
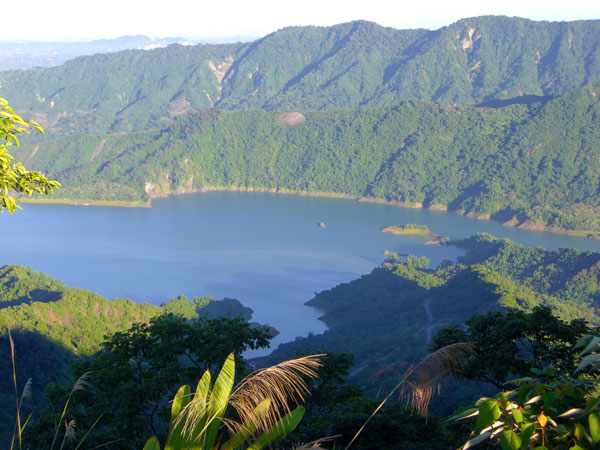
[
  {"xmin": 0, "ymin": 264, "xmax": 258, "ymax": 434},
  {"xmin": 1, "ymin": 17, "xmax": 600, "ymax": 136},
  {"xmin": 262, "ymin": 234, "xmax": 600, "ymax": 393},
  {"xmin": 14, "ymin": 80, "xmax": 600, "ymax": 233}
]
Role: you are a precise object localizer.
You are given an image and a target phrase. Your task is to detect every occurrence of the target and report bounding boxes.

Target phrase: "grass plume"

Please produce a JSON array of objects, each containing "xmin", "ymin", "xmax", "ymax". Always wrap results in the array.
[{"xmin": 345, "ymin": 342, "xmax": 475, "ymax": 449}]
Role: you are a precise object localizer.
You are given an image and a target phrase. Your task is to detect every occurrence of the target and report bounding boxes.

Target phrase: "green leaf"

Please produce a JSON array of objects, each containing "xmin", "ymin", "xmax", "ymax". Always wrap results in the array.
[
  {"xmin": 517, "ymin": 386, "xmax": 534, "ymax": 405},
  {"xmin": 225, "ymin": 398, "xmax": 271, "ymax": 449},
  {"xmin": 475, "ymin": 400, "xmax": 501, "ymax": 430},
  {"xmin": 204, "ymin": 353, "xmax": 235, "ymax": 448},
  {"xmin": 590, "ymin": 413, "xmax": 600, "ymax": 443},
  {"xmin": 512, "ymin": 409, "xmax": 523, "ymax": 423},
  {"xmin": 574, "ymin": 423, "xmax": 587, "ymax": 442},
  {"xmin": 578, "ymin": 335, "xmax": 600, "ymax": 356},
  {"xmin": 143, "ymin": 437, "xmax": 161, "ymax": 450},
  {"xmin": 520, "ymin": 422, "xmax": 536, "ymax": 444},
  {"xmin": 165, "ymin": 385, "xmax": 191, "ymax": 450},
  {"xmin": 176, "ymin": 369, "xmax": 212, "ymax": 447},
  {"xmin": 586, "ymin": 397, "xmax": 600, "ymax": 412},
  {"xmin": 247, "ymin": 406, "xmax": 305, "ymax": 450},
  {"xmin": 171, "ymin": 385, "xmax": 191, "ymax": 424},
  {"xmin": 576, "ymin": 354, "xmax": 600, "ymax": 372},
  {"xmin": 500, "ymin": 430, "xmax": 522, "ymax": 450}
]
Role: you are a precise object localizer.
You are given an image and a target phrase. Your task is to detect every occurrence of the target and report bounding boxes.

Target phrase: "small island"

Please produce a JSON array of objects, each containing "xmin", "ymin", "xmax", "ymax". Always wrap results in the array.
[{"xmin": 381, "ymin": 223, "xmax": 449, "ymax": 244}]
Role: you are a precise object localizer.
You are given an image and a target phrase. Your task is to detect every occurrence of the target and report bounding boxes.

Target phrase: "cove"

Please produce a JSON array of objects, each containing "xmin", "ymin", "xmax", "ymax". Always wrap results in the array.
[{"xmin": 2, "ymin": 191, "xmax": 600, "ymax": 353}]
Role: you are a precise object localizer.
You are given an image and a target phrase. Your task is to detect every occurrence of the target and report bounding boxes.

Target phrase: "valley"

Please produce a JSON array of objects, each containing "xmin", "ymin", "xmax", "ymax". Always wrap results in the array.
[{"xmin": 2, "ymin": 13, "xmax": 600, "ymax": 449}]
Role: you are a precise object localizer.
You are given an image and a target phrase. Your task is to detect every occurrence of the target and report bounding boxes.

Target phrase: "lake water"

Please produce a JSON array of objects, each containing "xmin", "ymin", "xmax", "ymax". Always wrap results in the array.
[{"xmin": 2, "ymin": 191, "xmax": 600, "ymax": 353}]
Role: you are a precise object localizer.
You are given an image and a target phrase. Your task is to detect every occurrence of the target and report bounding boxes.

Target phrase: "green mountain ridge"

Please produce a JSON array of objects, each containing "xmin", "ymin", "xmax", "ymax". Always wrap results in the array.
[
  {"xmin": 0, "ymin": 264, "xmax": 259, "ymax": 417},
  {"xmin": 14, "ymin": 80, "xmax": 600, "ymax": 233},
  {"xmin": 2, "ymin": 16, "xmax": 600, "ymax": 136},
  {"xmin": 260, "ymin": 233, "xmax": 600, "ymax": 395}
]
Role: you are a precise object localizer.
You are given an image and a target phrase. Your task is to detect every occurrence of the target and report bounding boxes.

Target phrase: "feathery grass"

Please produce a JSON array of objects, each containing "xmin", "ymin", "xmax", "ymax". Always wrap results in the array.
[{"xmin": 345, "ymin": 342, "xmax": 475, "ymax": 449}]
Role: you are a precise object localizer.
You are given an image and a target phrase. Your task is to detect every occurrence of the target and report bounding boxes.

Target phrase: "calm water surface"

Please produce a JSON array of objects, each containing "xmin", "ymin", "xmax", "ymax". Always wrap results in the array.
[{"xmin": 2, "ymin": 192, "xmax": 600, "ymax": 352}]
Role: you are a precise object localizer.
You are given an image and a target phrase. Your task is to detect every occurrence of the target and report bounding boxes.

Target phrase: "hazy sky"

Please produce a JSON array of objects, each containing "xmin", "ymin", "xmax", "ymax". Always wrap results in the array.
[{"xmin": 6, "ymin": 0, "xmax": 600, "ymax": 41}]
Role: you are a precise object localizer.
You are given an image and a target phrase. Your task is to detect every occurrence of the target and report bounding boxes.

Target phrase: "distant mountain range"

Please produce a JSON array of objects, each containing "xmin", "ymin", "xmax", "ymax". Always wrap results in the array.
[
  {"xmin": 0, "ymin": 35, "xmax": 259, "ymax": 71},
  {"xmin": 2, "ymin": 16, "xmax": 600, "ymax": 121}
]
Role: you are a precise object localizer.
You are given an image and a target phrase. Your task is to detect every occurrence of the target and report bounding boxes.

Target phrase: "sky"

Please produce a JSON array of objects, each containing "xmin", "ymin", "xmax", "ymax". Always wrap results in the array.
[{"xmin": 6, "ymin": 0, "xmax": 600, "ymax": 41}]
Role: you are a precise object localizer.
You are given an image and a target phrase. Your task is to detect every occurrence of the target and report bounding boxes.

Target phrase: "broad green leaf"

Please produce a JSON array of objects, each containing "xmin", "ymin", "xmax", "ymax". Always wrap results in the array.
[
  {"xmin": 517, "ymin": 386, "xmax": 534, "ymax": 405},
  {"xmin": 171, "ymin": 385, "xmax": 191, "ymax": 424},
  {"xmin": 182, "ymin": 369, "xmax": 213, "ymax": 446},
  {"xmin": 541, "ymin": 392, "xmax": 556, "ymax": 410},
  {"xmin": 165, "ymin": 385, "xmax": 191, "ymax": 450},
  {"xmin": 475, "ymin": 400, "xmax": 501, "ymax": 430},
  {"xmin": 574, "ymin": 423, "xmax": 587, "ymax": 442},
  {"xmin": 586, "ymin": 397, "xmax": 600, "ymax": 412},
  {"xmin": 512, "ymin": 409, "xmax": 523, "ymax": 423},
  {"xmin": 590, "ymin": 413, "xmax": 600, "ymax": 443},
  {"xmin": 500, "ymin": 430, "xmax": 522, "ymax": 450},
  {"xmin": 204, "ymin": 353, "xmax": 236, "ymax": 448},
  {"xmin": 143, "ymin": 437, "xmax": 161, "ymax": 450},
  {"xmin": 247, "ymin": 406, "xmax": 305, "ymax": 450},
  {"xmin": 225, "ymin": 398, "xmax": 271, "ymax": 450},
  {"xmin": 576, "ymin": 354, "xmax": 600, "ymax": 372},
  {"xmin": 520, "ymin": 422, "xmax": 536, "ymax": 444},
  {"xmin": 578, "ymin": 335, "xmax": 600, "ymax": 356}
]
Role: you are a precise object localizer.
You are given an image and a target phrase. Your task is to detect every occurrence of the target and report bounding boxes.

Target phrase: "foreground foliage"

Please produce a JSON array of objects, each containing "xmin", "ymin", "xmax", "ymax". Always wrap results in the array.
[
  {"xmin": 432, "ymin": 306, "xmax": 591, "ymax": 389},
  {"xmin": 454, "ymin": 335, "xmax": 600, "ymax": 449},
  {"xmin": 24, "ymin": 315, "xmax": 273, "ymax": 449},
  {"xmin": 143, "ymin": 353, "xmax": 319, "ymax": 450},
  {"xmin": 0, "ymin": 98, "xmax": 59, "ymax": 212}
]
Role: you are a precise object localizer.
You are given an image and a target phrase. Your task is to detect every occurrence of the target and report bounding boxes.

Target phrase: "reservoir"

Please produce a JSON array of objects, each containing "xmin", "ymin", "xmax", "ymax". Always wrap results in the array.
[{"xmin": 2, "ymin": 191, "xmax": 600, "ymax": 352}]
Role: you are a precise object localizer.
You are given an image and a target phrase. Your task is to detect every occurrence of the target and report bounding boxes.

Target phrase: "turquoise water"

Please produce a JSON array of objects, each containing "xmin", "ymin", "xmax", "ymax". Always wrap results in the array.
[{"xmin": 2, "ymin": 191, "xmax": 600, "ymax": 351}]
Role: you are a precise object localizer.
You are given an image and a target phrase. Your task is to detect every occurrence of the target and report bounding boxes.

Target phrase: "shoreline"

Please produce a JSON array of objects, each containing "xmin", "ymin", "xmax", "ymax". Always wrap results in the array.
[
  {"xmin": 19, "ymin": 197, "xmax": 151, "ymax": 208},
  {"xmin": 23, "ymin": 186, "xmax": 600, "ymax": 239}
]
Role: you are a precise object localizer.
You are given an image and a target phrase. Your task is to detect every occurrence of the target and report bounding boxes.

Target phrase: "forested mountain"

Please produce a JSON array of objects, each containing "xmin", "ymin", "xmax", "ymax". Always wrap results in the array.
[
  {"xmin": 4, "ymin": 234, "xmax": 600, "ymax": 443},
  {"xmin": 0, "ymin": 264, "xmax": 263, "ymax": 439},
  {"xmin": 2, "ymin": 16, "xmax": 600, "ymax": 233},
  {"xmin": 4, "ymin": 15, "xmax": 600, "ymax": 448},
  {"xmin": 14, "ymin": 80, "xmax": 600, "ymax": 233},
  {"xmin": 1, "ymin": 17, "xmax": 600, "ymax": 135},
  {"xmin": 262, "ymin": 233, "xmax": 600, "ymax": 393}
]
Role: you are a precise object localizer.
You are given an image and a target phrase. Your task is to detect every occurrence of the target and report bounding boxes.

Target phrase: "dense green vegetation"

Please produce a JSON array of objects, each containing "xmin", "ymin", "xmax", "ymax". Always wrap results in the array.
[
  {"xmin": 10, "ymin": 79, "xmax": 600, "ymax": 233},
  {"xmin": 263, "ymin": 233, "xmax": 600, "ymax": 404},
  {"xmin": 3, "ymin": 15, "xmax": 600, "ymax": 448},
  {"xmin": 4, "ymin": 233, "xmax": 600, "ymax": 448},
  {"xmin": 25, "ymin": 315, "xmax": 273, "ymax": 449},
  {"xmin": 1, "ymin": 17, "xmax": 599, "ymax": 232},
  {"xmin": 0, "ymin": 264, "xmax": 264, "ymax": 445},
  {"xmin": 2, "ymin": 17, "xmax": 600, "ymax": 135}
]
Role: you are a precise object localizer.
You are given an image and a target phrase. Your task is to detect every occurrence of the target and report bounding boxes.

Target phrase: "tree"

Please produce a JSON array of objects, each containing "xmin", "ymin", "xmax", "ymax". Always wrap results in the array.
[
  {"xmin": 0, "ymin": 97, "xmax": 59, "ymax": 212},
  {"xmin": 431, "ymin": 306, "xmax": 591, "ymax": 389},
  {"xmin": 28, "ymin": 314, "xmax": 273, "ymax": 449}
]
